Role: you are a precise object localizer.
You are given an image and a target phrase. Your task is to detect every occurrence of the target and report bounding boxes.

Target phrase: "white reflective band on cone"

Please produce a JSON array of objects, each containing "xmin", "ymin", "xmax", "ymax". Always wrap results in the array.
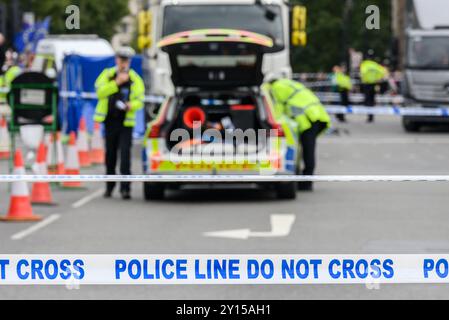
[
  {"xmin": 91, "ymin": 129, "xmax": 103, "ymax": 149},
  {"xmin": 77, "ymin": 131, "xmax": 89, "ymax": 152},
  {"xmin": 32, "ymin": 162, "xmax": 47, "ymax": 176},
  {"xmin": 0, "ymin": 124, "xmax": 10, "ymax": 152},
  {"xmin": 10, "ymin": 168, "xmax": 29, "ymax": 196},
  {"xmin": 1, "ymin": 175, "xmax": 449, "ymax": 183},
  {"xmin": 65, "ymin": 145, "xmax": 79, "ymax": 169},
  {"xmin": 46, "ymin": 141, "xmax": 56, "ymax": 167},
  {"xmin": 56, "ymin": 137, "xmax": 65, "ymax": 164}
]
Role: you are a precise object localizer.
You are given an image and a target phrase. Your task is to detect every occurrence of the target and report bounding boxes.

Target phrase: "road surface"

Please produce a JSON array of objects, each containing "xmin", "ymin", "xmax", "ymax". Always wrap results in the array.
[{"xmin": 1, "ymin": 116, "xmax": 449, "ymax": 299}]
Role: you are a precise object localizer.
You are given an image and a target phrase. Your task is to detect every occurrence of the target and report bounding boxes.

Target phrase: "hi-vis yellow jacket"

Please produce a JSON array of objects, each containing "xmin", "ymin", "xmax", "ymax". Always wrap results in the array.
[
  {"xmin": 0, "ymin": 66, "xmax": 22, "ymax": 102},
  {"xmin": 334, "ymin": 71, "xmax": 353, "ymax": 90},
  {"xmin": 360, "ymin": 60, "xmax": 388, "ymax": 85},
  {"xmin": 270, "ymin": 79, "xmax": 331, "ymax": 133},
  {"xmin": 94, "ymin": 67, "xmax": 145, "ymax": 127}
]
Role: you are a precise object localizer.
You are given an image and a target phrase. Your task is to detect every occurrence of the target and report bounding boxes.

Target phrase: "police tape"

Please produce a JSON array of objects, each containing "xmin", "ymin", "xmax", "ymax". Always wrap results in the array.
[
  {"xmin": 1, "ymin": 175, "xmax": 449, "ymax": 183},
  {"xmin": 59, "ymin": 90, "xmax": 165, "ymax": 104},
  {"xmin": 318, "ymin": 92, "xmax": 404, "ymax": 104},
  {"xmin": 0, "ymin": 254, "xmax": 448, "ymax": 285},
  {"xmin": 301, "ymin": 81, "xmax": 334, "ymax": 87},
  {"xmin": 325, "ymin": 105, "xmax": 449, "ymax": 117},
  {"xmin": 293, "ymin": 72, "xmax": 328, "ymax": 79},
  {"xmin": 40, "ymin": 90, "xmax": 449, "ymax": 117}
]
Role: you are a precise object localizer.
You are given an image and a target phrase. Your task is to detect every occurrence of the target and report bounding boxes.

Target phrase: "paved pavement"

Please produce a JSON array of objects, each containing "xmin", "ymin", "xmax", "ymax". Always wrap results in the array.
[{"xmin": 1, "ymin": 116, "xmax": 449, "ymax": 299}]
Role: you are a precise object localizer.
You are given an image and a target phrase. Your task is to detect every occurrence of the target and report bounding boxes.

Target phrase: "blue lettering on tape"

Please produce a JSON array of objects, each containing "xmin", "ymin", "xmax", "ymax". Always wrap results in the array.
[
  {"xmin": 16, "ymin": 259, "xmax": 85, "ymax": 281},
  {"xmin": 423, "ymin": 259, "xmax": 449, "ymax": 279},
  {"xmin": 328, "ymin": 259, "xmax": 394, "ymax": 280},
  {"xmin": 0, "ymin": 260, "xmax": 9, "ymax": 280}
]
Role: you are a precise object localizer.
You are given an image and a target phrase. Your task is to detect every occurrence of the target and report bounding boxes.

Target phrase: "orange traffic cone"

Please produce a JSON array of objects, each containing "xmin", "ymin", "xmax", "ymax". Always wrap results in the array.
[
  {"xmin": 31, "ymin": 142, "xmax": 56, "ymax": 205},
  {"xmin": 77, "ymin": 118, "xmax": 91, "ymax": 167},
  {"xmin": 46, "ymin": 133, "xmax": 56, "ymax": 174},
  {"xmin": 55, "ymin": 132, "xmax": 65, "ymax": 175},
  {"xmin": 90, "ymin": 122, "xmax": 105, "ymax": 165},
  {"xmin": 47, "ymin": 132, "xmax": 65, "ymax": 175},
  {"xmin": 62, "ymin": 132, "xmax": 83, "ymax": 189},
  {"xmin": 0, "ymin": 150, "xmax": 41, "ymax": 222},
  {"xmin": 0, "ymin": 116, "xmax": 10, "ymax": 160}
]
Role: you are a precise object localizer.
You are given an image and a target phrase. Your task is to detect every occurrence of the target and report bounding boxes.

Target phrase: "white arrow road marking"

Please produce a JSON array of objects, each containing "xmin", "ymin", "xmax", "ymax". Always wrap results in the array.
[{"xmin": 203, "ymin": 214, "xmax": 296, "ymax": 240}]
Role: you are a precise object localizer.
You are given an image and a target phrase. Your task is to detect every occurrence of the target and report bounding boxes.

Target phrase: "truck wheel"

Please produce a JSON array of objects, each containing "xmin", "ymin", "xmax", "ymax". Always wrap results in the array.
[
  {"xmin": 402, "ymin": 119, "xmax": 420, "ymax": 132},
  {"xmin": 144, "ymin": 182, "xmax": 165, "ymax": 201},
  {"xmin": 276, "ymin": 182, "xmax": 297, "ymax": 200}
]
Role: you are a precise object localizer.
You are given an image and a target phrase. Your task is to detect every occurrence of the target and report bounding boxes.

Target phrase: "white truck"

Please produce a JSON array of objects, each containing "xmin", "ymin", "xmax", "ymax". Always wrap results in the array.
[
  {"xmin": 138, "ymin": 0, "xmax": 306, "ymax": 107},
  {"xmin": 402, "ymin": 0, "xmax": 449, "ymax": 132}
]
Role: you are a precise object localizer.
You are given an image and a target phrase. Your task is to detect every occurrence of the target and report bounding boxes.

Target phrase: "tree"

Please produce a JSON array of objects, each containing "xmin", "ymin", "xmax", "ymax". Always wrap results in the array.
[
  {"xmin": 26, "ymin": 0, "xmax": 129, "ymax": 41},
  {"xmin": 291, "ymin": 0, "xmax": 392, "ymax": 72}
]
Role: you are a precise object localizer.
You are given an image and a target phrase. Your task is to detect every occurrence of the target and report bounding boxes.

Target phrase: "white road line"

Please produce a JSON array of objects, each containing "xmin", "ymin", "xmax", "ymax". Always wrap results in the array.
[
  {"xmin": 11, "ymin": 214, "xmax": 61, "ymax": 241},
  {"xmin": 72, "ymin": 188, "xmax": 104, "ymax": 209},
  {"xmin": 321, "ymin": 138, "xmax": 449, "ymax": 145}
]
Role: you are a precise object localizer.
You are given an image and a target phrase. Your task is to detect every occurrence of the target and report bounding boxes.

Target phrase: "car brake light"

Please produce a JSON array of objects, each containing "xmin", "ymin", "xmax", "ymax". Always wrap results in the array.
[
  {"xmin": 149, "ymin": 125, "xmax": 160, "ymax": 138},
  {"xmin": 271, "ymin": 123, "xmax": 285, "ymax": 137},
  {"xmin": 231, "ymin": 104, "xmax": 256, "ymax": 111},
  {"xmin": 148, "ymin": 98, "xmax": 171, "ymax": 138},
  {"xmin": 263, "ymin": 96, "xmax": 285, "ymax": 137}
]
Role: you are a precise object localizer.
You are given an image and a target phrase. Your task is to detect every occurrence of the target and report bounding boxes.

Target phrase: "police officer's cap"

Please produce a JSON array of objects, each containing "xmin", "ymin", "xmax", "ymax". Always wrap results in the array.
[{"xmin": 116, "ymin": 46, "xmax": 136, "ymax": 60}]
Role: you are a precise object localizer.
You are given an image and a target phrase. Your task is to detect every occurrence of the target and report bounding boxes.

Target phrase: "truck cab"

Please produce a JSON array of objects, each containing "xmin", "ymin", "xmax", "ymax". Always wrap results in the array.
[
  {"xmin": 403, "ymin": 29, "xmax": 449, "ymax": 131},
  {"xmin": 402, "ymin": 0, "xmax": 449, "ymax": 132},
  {"xmin": 140, "ymin": 0, "xmax": 305, "ymax": 102}
]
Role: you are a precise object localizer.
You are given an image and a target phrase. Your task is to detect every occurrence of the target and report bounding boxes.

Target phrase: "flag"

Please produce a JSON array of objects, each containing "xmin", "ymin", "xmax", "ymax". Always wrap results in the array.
[
  {"xmin": 14, "ymin": 22, "xmax": 34, "ymax": 53},
  {"xmin": 31, "ymin": 17, "xmax": 51, "ymax": 52},
  {"xmin": 13, "ymin": 16, "xmax": 51, "ymax": 54}
]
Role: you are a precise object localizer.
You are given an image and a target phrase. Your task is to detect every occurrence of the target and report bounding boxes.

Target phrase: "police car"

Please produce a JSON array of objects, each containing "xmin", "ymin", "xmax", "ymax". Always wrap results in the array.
[{"xmin": 142, "ymin": 29, "xmax": 300, "ymax": 200}]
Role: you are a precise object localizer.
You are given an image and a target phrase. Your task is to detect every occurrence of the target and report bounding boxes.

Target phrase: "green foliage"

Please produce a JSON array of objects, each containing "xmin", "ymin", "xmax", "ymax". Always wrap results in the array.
[
  {"xmin": 350, "ymin": 0, "xmax": 392, "ymax": 60},
  {"xmin": 26, "ymin": 0, "xmax": 129, "ymax": 40},
  {"xmin": 2, "ymin": 0, "xmax": 392, "ymax": 71},
  {"xmin": 291, "ymin": 0, "xmax": 392, "ymax": 72}
]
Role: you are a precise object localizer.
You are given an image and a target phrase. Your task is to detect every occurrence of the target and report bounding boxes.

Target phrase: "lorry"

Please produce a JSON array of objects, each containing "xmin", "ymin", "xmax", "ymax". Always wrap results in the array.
[
  {"xmin": 137, "ymin": 0, "xmax": 307, "ymax": 200},
  {"xmin": 402, "ymin": 0, "xmax": 449, "ymax": 132},
  {"xmin": 138, "ymin": 0, "xmax": 306, "ymax": 113}
]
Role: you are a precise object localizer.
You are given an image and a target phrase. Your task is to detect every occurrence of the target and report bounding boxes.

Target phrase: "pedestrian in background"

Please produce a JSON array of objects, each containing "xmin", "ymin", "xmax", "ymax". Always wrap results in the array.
[
  {"xmin": 0, "ymin": 50, "xmax": 21, "ymax": 104},
  {"xmin": 94, "ymin": 47, "xmax": 145, "ymax": 200},
  {"xmin": 270, "ymin": 79, "xmax": 331, "ymax": 191},
  {"xmin": 332, "ymin": 65, "xmax": 352, "ymax": 123},
  {"xmin": 360, "ymin": 51, "xmax": 389, "ymax": 123}
]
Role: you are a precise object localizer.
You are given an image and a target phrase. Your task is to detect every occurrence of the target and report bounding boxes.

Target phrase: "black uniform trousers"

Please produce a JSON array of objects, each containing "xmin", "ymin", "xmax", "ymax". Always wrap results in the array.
[
  {"xmin": 300, "ymin": 121, "xmax": 327, "ymax": 176},
  {"xmin": 363, "ymin": 83, "xmax": 376, "ymax": 122},
  {"xmin": 104, "ymin": 122, "xmax": 133, "ymax": 193},
  {"xmin": 337, "ymin": 89, "xmax": 350, "ymax": 122}
]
